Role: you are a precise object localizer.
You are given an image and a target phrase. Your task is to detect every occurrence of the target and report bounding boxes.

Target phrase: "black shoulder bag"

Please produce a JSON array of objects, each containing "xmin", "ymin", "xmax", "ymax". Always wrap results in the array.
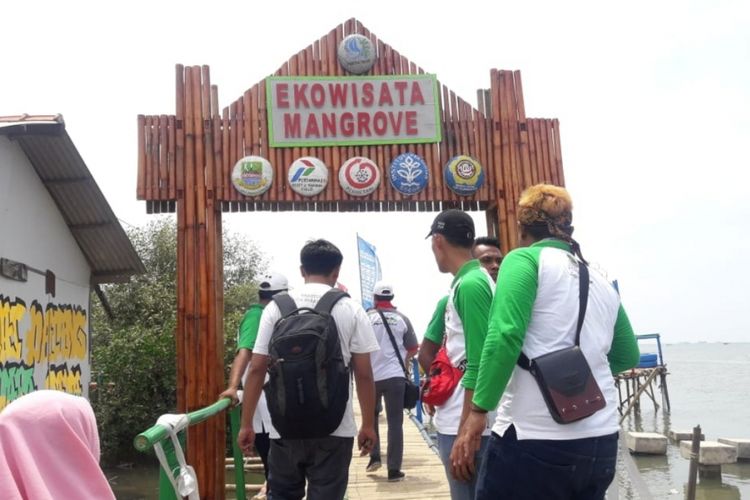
[
  {"xmin": 376, "ymin": 309, "xmax": 420, "ymax": 410},
  {"xmin": 516, "ymin": 261, "xmax": 606, "ymax": 424}
]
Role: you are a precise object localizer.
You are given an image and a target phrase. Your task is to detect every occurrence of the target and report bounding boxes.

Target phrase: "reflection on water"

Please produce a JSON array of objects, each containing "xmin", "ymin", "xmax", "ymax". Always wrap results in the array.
[
  {"xmin": 104, "ymin": 464, "xmax": 159, "ymax": 500},
  {"xmin": 687, "ymin": 480, "xmax": 741, "ymax": 500},
  {"xmin": 616, "ymin": 343, "xmax": 750, "ymax": 499},
  {"xmin": 104, "ymin": 463, "xmax": 264, "ymax": 500}
]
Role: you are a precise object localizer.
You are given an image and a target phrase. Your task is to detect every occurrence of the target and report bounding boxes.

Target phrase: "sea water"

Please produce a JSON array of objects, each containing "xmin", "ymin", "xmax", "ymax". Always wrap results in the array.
[{"xmin": 619, "ymin": 342, "xmax": 750, "ymax": 499}]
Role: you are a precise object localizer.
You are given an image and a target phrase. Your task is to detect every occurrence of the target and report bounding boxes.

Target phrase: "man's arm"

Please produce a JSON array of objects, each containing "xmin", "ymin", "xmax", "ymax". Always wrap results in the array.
[
  {"xmin": 219, "ymin": 348, "xmax": 252, "ymax": 403},
  {"xmin": 237, "ymin": 352, "xmax": 268, "ymax": 454},
  {"xmin": 608, "ymin": 305, "xmax": 640, "ymax": 374},
  {"xmin": 237, "ymin": 302, "xmax": 278, "ymax": 455},
  {"xmin": 418, "ymin": 338, "xmax": 441, "ymax": 373},
  {"xmin": 418, "ymin": 296, "xmax": 449, "ymax": 372},
  {"xmin": 351, "ymin": 352, "xmax": 377, "ymax": 456},
  {"xmin": 457, "ymin": 274, "xmax": 494, "ymax": 392},
  {"xmin": 222, "ymin": 306, "xmax": 263, "ymax": 402},
  {"xmin": 401, "ymin": 314, "xmax": 419, "ymax": 371}
]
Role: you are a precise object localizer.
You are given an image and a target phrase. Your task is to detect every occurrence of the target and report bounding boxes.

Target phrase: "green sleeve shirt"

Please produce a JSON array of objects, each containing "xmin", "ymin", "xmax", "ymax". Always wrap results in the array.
[
  {"xmin": 454, "ymin": 260, "xmax": 494, "ymax": 391},
  {"xmin": 473, "ymin": 239, "xmax": 640, "ymax": 410},
  {"xmin": 423, "ymin": 296, "xmax": 449, "ymax": 345},
  {"xmin": 237, "ymin": 304, "xmax": 264, "ymax": 352}
]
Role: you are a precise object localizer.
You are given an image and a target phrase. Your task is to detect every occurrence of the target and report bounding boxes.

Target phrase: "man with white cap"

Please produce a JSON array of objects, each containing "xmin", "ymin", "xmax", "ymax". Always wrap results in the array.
[
  {"xmin": 220, "ymin": 271, "xmax": 289, "ymax": 498},
  {"xmin": 366, "ymin": 280, "xmax": 419, "ymax": 482}
]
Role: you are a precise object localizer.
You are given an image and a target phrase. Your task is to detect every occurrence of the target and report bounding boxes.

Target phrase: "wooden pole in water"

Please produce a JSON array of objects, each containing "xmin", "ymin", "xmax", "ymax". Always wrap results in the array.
[{"xmin": 686, "ymin": 425, "xmax": 701, "ymax": 500}]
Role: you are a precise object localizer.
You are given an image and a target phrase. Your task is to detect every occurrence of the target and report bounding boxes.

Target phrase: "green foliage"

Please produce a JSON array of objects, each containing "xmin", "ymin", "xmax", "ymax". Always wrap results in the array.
[{"xmin": 91, "ymin": 217, "xmax": 265, "ymax": 465}]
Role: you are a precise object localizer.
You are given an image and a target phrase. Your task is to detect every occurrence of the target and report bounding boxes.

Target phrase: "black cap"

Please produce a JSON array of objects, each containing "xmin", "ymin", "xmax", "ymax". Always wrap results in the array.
[{"xmin": 426, "ymin": 209, "xmax": 475, "ymax": 245}]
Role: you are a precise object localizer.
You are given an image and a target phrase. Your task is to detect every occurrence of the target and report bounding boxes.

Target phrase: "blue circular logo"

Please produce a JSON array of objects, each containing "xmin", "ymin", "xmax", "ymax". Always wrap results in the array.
[
  {"xmin": 444, "ymin": 155, "xmax": 484, "ymax": 196},
  {"xmin": 389, "ymin": 153, "xmax": 429, "ymax": 195},
  {"xmin": 337, "ymin": 34, "xmax": 377, "ymax": 74}
]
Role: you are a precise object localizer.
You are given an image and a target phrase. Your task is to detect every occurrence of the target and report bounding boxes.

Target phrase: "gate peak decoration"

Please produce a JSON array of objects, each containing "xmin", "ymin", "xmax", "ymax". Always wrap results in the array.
[{"xmin": 136, "ymin": 17, "xmax": 565, "ymax": 498}]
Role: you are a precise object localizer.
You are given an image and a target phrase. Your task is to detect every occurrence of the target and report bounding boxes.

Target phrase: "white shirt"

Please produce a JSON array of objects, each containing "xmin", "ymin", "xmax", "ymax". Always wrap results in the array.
[
  {"xmin": 435, "ymin": 274, "xmax": 495, "ymax": 436},
  {"xmin": 254, "ymin": 283, "xmax": 379, "ymax": 437},
  {"xmin": 367, "ymin": 308, "xmax": 418, "ymax": 382},
  {"xmin": 493, "ymin": 248, "xmax": 621, "ymax": 440}
]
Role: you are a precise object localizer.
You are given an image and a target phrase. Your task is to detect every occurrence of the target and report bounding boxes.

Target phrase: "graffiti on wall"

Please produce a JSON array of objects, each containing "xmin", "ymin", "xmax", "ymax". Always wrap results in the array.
[{"xmin": 0, "ymin": 295, "xmax": 87, "ymax": 410}]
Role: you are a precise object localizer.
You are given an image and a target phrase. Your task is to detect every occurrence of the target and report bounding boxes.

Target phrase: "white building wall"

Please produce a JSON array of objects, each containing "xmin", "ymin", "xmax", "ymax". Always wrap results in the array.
[{"xmin": 0, "ymin": 136, "xmax": 92, "ymax": 410}]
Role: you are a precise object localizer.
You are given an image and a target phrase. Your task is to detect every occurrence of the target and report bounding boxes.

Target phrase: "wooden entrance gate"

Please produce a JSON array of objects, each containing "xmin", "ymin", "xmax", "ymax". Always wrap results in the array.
[{"xmin": 136, "ymin": 18, "xmax": 564, "ymax": 498}]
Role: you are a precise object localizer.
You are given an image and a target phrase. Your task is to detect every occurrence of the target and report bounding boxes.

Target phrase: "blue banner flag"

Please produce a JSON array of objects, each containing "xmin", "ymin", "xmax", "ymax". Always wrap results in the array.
[{"xmin": 357, "ymin": 235, "xmax": 382, "ymax": 310}]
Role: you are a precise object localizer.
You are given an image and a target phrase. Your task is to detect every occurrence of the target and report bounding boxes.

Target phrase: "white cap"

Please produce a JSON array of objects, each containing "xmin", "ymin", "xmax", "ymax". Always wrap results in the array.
[
  {"xmin": 258, "ymin": 271, "xmax": 289, "ymax": 292},
  {"xmin": 373, "ymin": 280, "xmax": 394, "ymax": 298}
]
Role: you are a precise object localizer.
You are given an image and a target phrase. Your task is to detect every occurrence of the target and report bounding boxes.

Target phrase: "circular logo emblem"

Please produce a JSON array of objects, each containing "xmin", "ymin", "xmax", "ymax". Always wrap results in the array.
[
  {"xmin": 337, "ymin": 34, "xmax": 377, "ymax": 75},
  {"xmin": 389, "ymin": 153, "xmax": 429, "ymax": 196},
  {"xmin": 288, "ymin": 157, "xmax": 329, "ymax": 196},
  {"xmin": 339, "ymin": 157, "xmax": 381, "ymax": 196},
  {"xmin": 231, "ymin": 156, "xmax": 273, "ymax": 197},
  {"xmin": 444, "ymin": 155, "xmax": 484, "ymax": 196}
]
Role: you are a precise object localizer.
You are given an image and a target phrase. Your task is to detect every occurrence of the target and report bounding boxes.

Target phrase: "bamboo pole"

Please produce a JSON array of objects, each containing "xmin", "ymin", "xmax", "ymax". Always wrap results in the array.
[
  {"xmin": 552, "ymin": 119, "xmax": 565, "ymax": 186},
  {"xmin": 159, "ymin": 115, "xmax": 168, "ymax": 200},
  {"xmin": 168, "ymin": 116, "xmax": 176, "ymax": 200},
  {"xmin": 175, "ymin": 65, "xmax": 187, "ymax": 415},
  {"xmin": 137, "ymin": 115, "xmax": 146, "ymax": 199},
  {"xmin": 222, "ymin": 108, "xmax": 230, "ymax": 203}
]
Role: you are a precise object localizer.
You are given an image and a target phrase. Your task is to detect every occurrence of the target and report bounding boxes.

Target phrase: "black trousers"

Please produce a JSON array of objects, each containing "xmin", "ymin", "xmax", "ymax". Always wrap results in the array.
[{"xmin": 267, "ymin": 436, "xmax": 354, "ymax": 500}]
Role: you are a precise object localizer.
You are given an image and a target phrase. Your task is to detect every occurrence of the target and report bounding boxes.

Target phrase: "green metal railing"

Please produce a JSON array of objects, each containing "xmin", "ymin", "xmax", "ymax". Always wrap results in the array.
[{"xmin": 134, "ymin": 398, "xmax": 247, "ymax": 500}]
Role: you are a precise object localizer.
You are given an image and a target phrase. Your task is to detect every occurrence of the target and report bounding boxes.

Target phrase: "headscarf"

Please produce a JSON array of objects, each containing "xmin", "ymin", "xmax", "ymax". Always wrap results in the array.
[
  {"xmin": 517, "ymin": 183, "xmax": 586, "ymax": 263},
  {"xmin": 0, "ymin": 390, "xmax": 116, "ymax": 500}
]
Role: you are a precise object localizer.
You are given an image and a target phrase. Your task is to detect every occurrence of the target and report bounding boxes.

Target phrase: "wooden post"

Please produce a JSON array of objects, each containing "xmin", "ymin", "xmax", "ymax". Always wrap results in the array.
[
  {"xmin": 175, "ymin": 64, "xmax": 226, "ymax": 499},
  {"xmin": 686, "ymin": 425, "xmax": 701, "ymax": 500}
]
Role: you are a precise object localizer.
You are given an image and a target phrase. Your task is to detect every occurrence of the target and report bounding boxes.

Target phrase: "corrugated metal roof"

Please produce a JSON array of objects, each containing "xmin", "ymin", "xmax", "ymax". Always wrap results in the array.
[{"xmin": 0, "ymin": 115, "xmax": 145, "ymax": 283}]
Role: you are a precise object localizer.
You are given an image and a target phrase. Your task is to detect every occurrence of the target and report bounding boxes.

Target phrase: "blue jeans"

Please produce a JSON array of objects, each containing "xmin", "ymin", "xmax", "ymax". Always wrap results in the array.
[
  {"xmin": 476, "ymin": 426, "xmax": 618, "ymax": 500},
  {"xmin": 437, "ymin": 432, "xmax": 489, "ymax": 500}
]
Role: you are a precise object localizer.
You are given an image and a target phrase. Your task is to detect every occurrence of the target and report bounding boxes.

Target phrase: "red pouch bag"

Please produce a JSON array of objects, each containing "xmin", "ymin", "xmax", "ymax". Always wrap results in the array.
[{"xmin": 421, "ymin": 346, "xmax": 464, "ymax": 406}]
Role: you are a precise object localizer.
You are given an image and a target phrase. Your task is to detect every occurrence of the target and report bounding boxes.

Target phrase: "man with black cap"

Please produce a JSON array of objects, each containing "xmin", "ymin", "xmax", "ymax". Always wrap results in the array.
[
  {"xmin": 220, "ymin": 271, "xmax": 289, "ymax": 498},
  {"xmin": 419, "ymin": 210, "xmax": 494, "ymax": 500},
  {"xmin": 366, "ymin": 280, "xmax": 419, "ymax": 482}
]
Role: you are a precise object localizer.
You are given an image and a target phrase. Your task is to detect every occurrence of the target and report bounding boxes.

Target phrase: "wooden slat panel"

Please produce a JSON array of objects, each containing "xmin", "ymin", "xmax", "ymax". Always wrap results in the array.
[
  {"xmin": 158, "ymin": 115, "xmax": 168, "ymax": 200},
  {"xmin": 137, "ymin": 115, "xmax": 146, "ymax": 199},
  {"xmin": 490, "ymin": 69, "xmax": 511, "ymax": 251},
  {"xmin": 167, "ymin": 116, "xmax": 176, "ymax": 200},
  {"xmin": 221, "ymin": 108, "xmax": 230, "ymax": 201},
  {"xmin": 539, "ymin": 119, "xmax": 553, "ymax": 186}
]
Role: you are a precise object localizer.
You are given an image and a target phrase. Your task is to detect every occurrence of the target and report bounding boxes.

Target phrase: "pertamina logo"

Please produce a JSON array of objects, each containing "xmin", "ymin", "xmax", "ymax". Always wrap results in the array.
[{"xmin": 288, "ymin": 157, "xmax": 328, "ymax": 196}]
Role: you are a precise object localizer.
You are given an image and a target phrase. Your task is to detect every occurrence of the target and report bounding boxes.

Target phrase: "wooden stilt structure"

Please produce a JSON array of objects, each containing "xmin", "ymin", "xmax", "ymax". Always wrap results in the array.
[{"xmin": 616, "ymin": 334, "xmax": 671, "ymax": 422}]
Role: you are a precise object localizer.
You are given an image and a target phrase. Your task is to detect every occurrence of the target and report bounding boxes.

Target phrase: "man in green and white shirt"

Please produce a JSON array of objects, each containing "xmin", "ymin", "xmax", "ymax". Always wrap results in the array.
[
  {"xmin": 419, "ymin": 210, "xmax": 494, "ymax": 500},
  {"xmin": 453, "ymin": 184, "xmax": 640, "ymax": 500},
  {"xmin": 220, "ymin": 271, "xmax": 289, "ymax": 493}
]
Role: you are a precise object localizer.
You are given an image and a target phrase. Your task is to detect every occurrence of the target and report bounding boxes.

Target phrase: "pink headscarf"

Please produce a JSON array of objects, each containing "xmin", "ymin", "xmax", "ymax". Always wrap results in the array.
[{"xmin": 0, "ymin": 390, "xmax": 116, "ymax": 500}]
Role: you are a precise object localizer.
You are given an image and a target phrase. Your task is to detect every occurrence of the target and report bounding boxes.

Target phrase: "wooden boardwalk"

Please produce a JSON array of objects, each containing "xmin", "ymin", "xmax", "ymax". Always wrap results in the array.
[{"xmin": 346, "ymin": 406, "xmax": 450, "ymax": 500}]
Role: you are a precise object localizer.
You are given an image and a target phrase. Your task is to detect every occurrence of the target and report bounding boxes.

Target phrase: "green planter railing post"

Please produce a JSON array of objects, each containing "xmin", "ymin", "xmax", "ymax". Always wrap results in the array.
[
  {"xmin": 157, "ymin": 433, "xmax": 181, "ymax": 500},
  {"xmin": 230, "ymin": 405, "xmax": 247, "ymax": 500},
  {"xmin": 134, "ymin": 398, "xmax": 247, "ymax": 499}
]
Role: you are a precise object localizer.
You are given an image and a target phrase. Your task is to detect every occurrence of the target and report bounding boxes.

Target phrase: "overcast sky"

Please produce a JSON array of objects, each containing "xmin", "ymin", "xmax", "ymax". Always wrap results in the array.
[{"xmin": 3, "ymin": 0, "xmax": 748, "ymax": 343}]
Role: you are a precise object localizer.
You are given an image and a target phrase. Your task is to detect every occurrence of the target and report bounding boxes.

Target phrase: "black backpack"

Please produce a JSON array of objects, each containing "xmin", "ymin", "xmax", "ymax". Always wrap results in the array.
[{"xmin": 263, "ymin": 289, "xmax": 350, "ymax": 439}]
